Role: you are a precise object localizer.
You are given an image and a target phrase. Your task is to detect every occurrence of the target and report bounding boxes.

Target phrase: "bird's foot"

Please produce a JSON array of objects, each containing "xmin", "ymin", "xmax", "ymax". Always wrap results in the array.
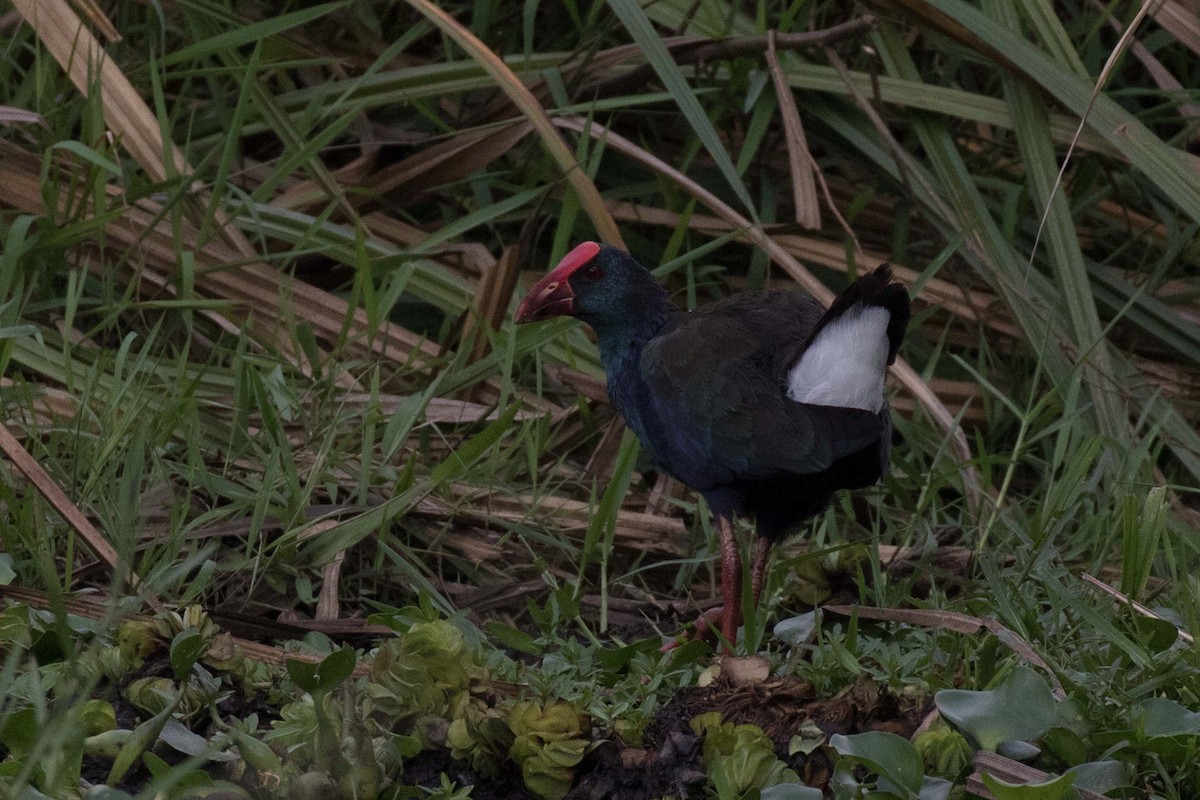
[{"xmin": 660, "ymin": 606, "xmax": 729, "ymax": 653}]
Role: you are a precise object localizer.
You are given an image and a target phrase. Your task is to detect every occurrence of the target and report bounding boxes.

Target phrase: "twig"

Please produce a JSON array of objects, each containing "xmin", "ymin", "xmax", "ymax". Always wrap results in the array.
[
  {"xmin": 1027, "ymin": 0, "xmax": 1163, "ymax": 277},
  {"xmin": 968, "ymin": 752, "xmax": 1110, "ymax": 800},
  {"xmin": 766, "ymin": 31, "xmax": 821, "ymax": 230},
  {"xmin": 588, "ymin": 16, "xmax": 877, "ymax": 95},
  {"xmin": 1081, "ymin": 572, "xmax": 1194, "ymax": 645}
]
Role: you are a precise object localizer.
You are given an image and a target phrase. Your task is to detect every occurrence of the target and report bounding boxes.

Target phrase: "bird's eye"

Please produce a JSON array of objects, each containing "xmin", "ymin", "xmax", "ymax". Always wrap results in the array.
[{"xmin": 585, "ymin": 264, "xmax": 603, "ymax": 280}]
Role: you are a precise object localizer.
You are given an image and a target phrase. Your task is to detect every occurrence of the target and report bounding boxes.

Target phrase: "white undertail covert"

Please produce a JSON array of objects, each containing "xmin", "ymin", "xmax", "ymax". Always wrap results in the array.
[{"xmin": 786, "ymin": 303, "xmax": 890, "ymax": 413}]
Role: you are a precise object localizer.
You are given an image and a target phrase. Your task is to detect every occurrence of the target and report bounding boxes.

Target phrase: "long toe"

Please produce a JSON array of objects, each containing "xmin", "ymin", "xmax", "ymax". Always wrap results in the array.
[{"xmin": 660, "ymin": 606, "xmax": 725, "ymax": 652}]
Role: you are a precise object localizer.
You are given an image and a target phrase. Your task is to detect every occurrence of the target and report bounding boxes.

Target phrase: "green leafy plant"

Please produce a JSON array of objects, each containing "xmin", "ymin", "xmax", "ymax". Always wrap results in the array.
[
  {"xmin": 421, "ymin": 774, "xmax": 476, "ymax": 799},
  {"xmin": 912, "ymin": 722, "xmax": 973, "ymax": 779},
  {"xmin": 1, "ymin": 0, "xmax": 1199, "ymax": 796},
  {"xmin": 830, "ymin": 731, "xmax": 951, "ymax": 800},
  {"xmin": 507, "ymin": 699, "xmax": 590, "ymax": 800},
  {"xmin": 366, "ymin": 620, "xmax": 488, "ymax": 745},
  {"xmin": 691, "ymin": 712, "xmax": 804, "ymax": 799},
  {"xmin": 447, "ymin": 704, "xmax": 515, "ymax": 778}
]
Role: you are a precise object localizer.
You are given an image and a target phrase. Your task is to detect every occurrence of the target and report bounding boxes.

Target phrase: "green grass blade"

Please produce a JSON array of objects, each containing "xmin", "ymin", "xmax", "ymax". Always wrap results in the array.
[{"xmin": 606, "ymin": 0, "xmax": 759, "ymax": 223}]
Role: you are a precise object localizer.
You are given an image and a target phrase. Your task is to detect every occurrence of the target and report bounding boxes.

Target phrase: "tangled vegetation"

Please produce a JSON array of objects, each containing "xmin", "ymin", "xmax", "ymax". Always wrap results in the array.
[{"xmin": 1, "ymin": 0, "xmax": 1198, "ymax": 797}]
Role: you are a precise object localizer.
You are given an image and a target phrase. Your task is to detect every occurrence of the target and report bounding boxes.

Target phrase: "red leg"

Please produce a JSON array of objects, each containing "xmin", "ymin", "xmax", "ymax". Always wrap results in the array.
[
  {"xmin": 659, "ymin": 516, "xmax": 745, "ymax": 654},
  {"xmin": 717, "ymin": 514, "xmax": 741, "ymax": 651},
  {"xmin": 750, "ymin": 536, "xmax": 771, "ymax": 607}
]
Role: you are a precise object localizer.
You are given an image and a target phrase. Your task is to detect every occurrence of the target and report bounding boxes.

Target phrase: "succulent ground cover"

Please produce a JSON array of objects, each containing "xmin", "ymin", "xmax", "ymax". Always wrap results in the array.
[{"xmin": 1, "ymin": 0, "xmax": 1199, "ymax": 798}]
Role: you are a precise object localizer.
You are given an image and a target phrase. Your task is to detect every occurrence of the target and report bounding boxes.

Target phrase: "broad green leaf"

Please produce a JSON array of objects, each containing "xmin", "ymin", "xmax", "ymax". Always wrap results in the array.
[
  {"xmin": 936, "ymin": 667, "xmax": 1057, "ymax": 751},
  {"xmin": 1135, "ymin": 697, "xmax": 1200, "ymax": 738},
  {"xmin": 81, "ymin": 700, "xmax": 117, "ymax": 736},
  {"xmin": 920, "ymin": 776, "xmax": 953, "ymax": 800},
  {"xmin": 1067, "ymin": 761, "xmax": 1126, "ymax": 795},
  {"xmin": 830, "ymin": 731, "xmax": 924, "ymax": 793},
  {"xmin": 1131, "ymin": 616, "xmax": 1179, "ymax": 654},
  {"xmin": 0, "ymin": 707, "xmax": 38, "ymax": 760},
  {"xmin": 773, "ymin": 612, "xmax": 818, "ymax": 647},
  {"xmin": 980, "ymin": 770, "xmax": 1074, "ymax": 800}
]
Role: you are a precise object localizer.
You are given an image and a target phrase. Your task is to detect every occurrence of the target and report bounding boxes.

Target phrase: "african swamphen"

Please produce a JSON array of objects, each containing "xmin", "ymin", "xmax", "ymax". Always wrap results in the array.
[{"xmin": 515, "ymin": 241, "xmax": 909, "ymax": 648}]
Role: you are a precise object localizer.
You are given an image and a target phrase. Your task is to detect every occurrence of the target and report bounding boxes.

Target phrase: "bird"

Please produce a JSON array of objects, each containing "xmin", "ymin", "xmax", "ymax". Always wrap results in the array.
[{"xmin": 515, "ymin": 241, "xmax": 909, "ymax": 650}]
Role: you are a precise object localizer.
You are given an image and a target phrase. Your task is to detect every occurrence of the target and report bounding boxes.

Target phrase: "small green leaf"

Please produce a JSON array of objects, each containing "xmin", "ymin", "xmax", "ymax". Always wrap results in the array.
[
  {"xmin": 1041, "ymin": 727, "xmax": 1087, "ymax": 765},
  {"xmin": 169, "ymin": 629, "xmax": 207, "ymax": 681},
  {"xmin": 486, "ymin": 621, "xmax": 540, "ymax": 655},
  {"xmin": 160, "ymin": 719, "xmax": 230, "ymax": 760},
  {"xmin": 230, "ymin": 727, "xmax": 284, "ymax": 774},
  {"xmin": 997, "ymin": 740, "xmax": 1040, "ymax": 760},
  {"xmin": 1131, "ymin": 616, "xmax": 1178, "ymax": 653},
  {"xmin": 81, "ymin": 700, "xmax": 117, "ymax": 736},
  {"xmin": 0, "ymin": 707, "xmax": 38, "ymax": 759},
  {"xmin": 142, "ymin": 751, "xmax": 171, "ymax": 777},
  {"xmin": 143, "ymin": 750, "xmax": 215, "ymax": 790},
  {"xmin": 109, "ymin": 695, "xmax": 178, "ymax": 785},
  {"xmin": 30, "ymin": 628, "xmax": 67, "ymax": 664},
  {"xmin": 595, "ymin": 636, "xmax": 663, "ymax": 673},
  {"xmin": 935, "ymin": 667, "xmax": 1057, "ymax": 751},
  {"xmin": 286, "ymin": 659, "xmax": 319, "ymax": 693},
  {"xmin": 287, "ymin": 647, "xmax": 356, "ymax": 695}
]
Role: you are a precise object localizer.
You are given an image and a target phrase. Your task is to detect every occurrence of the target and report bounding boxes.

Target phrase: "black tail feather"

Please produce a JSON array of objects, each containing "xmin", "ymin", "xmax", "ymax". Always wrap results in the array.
[{"xmin": 806, "ymin": 264, "xmax": 910, "ymax": 364}]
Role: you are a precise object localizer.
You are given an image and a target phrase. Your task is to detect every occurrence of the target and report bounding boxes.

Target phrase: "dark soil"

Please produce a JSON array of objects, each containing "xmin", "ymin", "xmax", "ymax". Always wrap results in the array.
[
  {"xmin": 405, "ymin": 748, "xmax": 535, "ymax": 799},
  {"xmin": 565, "ymin": 670, "xmax": 928, "ymax": 800},
  {"xmin": 397, "ymin": 668, "xmax": 926, "ymax": 800}
]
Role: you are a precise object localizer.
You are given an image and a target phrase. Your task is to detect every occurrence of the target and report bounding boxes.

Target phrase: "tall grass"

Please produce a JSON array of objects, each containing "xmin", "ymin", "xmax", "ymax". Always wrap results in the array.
[{"xmin": 0, "ymin": 0, "xmax": 1198, "ymax": 795}]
